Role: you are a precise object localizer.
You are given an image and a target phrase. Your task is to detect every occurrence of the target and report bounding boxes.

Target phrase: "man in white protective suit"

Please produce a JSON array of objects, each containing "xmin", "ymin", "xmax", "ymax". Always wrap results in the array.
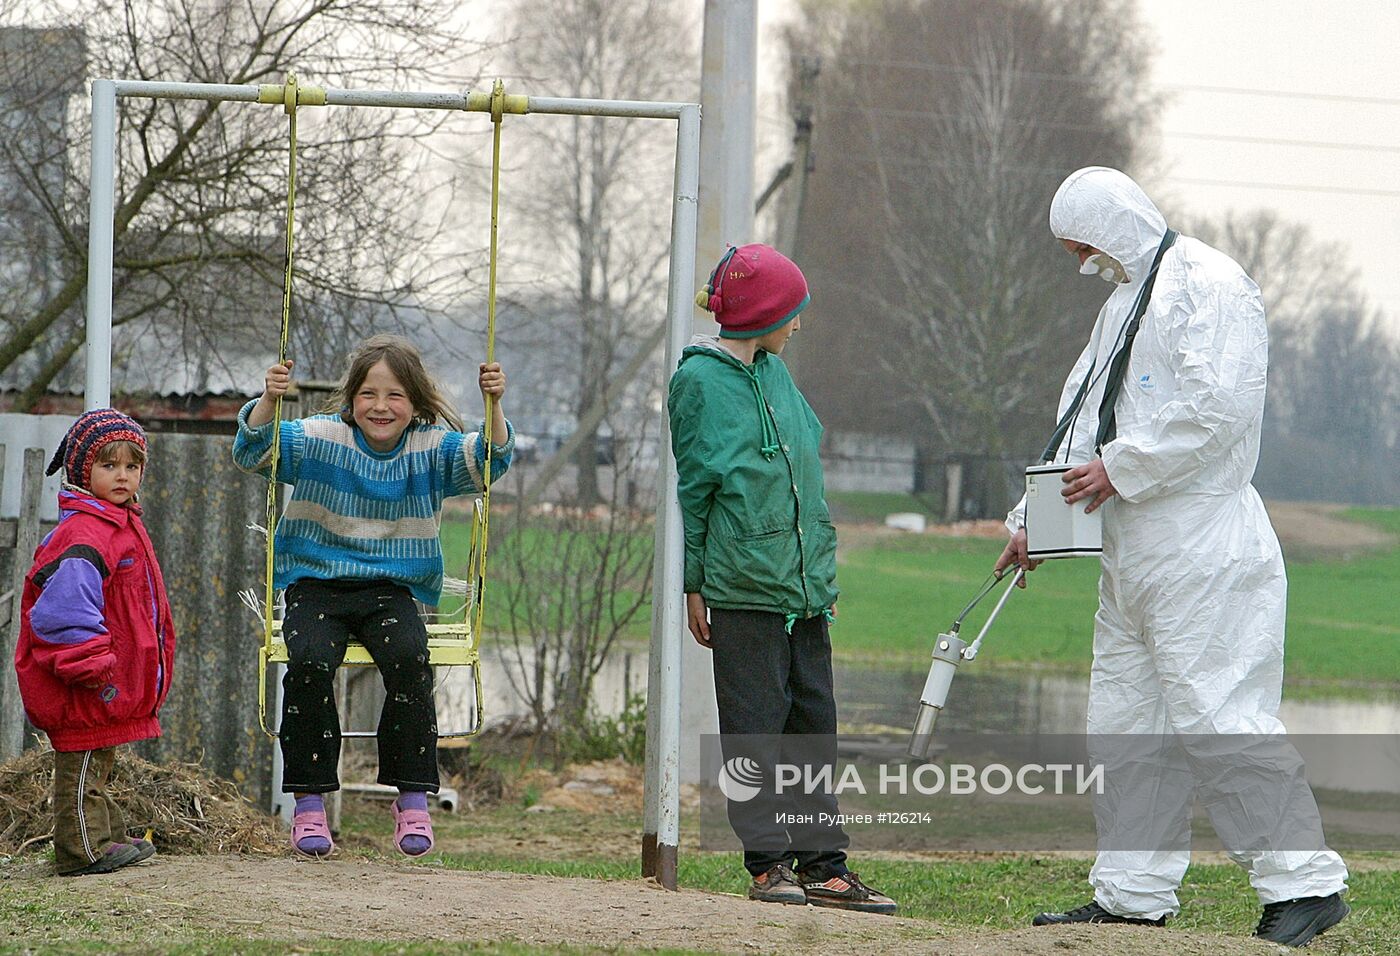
[{"xmin": 994, "ymin": 167, "xmax": 1350, "ymax": 947}]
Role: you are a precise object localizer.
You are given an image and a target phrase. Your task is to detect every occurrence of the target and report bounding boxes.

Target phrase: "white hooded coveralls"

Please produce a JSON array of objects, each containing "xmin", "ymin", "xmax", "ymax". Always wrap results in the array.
[{"xmin": 1007, "ymin": 167, "xmax": 1347, "ymax": 918}]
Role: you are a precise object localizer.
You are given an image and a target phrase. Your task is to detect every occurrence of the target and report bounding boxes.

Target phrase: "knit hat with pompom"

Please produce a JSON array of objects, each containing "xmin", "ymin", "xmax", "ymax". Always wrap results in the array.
[
  {"xmin": 694, "ymin": 243, "xmax": 810, "ymax": 339},
  {"xmin": 45, "ymin": 408, "xmax": 147, "ymax": 491}
]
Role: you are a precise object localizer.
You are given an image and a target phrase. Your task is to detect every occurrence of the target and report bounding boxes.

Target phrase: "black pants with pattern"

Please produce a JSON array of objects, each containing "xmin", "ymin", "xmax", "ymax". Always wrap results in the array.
[
  {"xmin": 709, "ymin": 608, "xmax": 849, "ymax": 880},
  {"xmin": 279, "ymin": 578, "xmax": 439, "ymax": 794}
]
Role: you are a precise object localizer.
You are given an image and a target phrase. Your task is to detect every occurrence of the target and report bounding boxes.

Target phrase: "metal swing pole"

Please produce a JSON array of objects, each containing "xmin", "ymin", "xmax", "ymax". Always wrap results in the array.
[
  {"xmin": 82, "ymin": 78, "xmax": 696, "ymax": 414},
  {"xmin": 641, "ymin": 102, "xmax": 700, "ymax": 890},
  {"xmin": 84, "ymin": 79, "xmax": 116, "ymax": 410}
]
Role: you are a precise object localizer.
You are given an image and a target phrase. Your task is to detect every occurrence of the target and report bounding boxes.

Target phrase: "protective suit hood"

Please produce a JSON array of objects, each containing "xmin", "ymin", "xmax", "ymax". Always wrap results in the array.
[{"xmin": 1050, "ymin": 167, "xmax": 1167, "ymax": 276}]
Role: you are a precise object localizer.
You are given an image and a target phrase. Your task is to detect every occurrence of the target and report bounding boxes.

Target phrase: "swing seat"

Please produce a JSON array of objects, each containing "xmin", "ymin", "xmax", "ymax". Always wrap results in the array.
[
  {"xmin": 263, "ymin": 622, "xmax": 476, "ymax": 666},
  {"xmin": 258, "ymin": 620, "xmax": 482, "ymax": 739}
]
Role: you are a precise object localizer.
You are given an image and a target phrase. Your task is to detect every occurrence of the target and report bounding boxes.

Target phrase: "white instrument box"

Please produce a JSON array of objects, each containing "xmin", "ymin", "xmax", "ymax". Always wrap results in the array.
[{"xmin": 1024, "ymin": 463, "xmax": 1102, "ymax": 558}]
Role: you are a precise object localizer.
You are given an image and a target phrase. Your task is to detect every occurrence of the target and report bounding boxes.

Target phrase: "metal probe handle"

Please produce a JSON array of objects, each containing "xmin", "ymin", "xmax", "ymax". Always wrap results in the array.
[
  {"xmin": 963, "ymin": 567, "xmax": 1024, "ymax": 661},
  {"xmin": 907, "ymin": 567, "xmax": 1025, "ymax": 759}
]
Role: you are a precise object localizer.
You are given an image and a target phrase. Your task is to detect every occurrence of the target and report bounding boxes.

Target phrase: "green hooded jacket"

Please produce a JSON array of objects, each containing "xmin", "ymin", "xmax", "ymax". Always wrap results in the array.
[{"xmin": 667, "ymin": 336, "xmax": 839, "ymax": 625}]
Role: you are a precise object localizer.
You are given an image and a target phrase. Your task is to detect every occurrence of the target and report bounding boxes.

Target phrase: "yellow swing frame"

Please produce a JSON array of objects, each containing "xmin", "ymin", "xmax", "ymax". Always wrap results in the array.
[{"xmin": 255, "ymin": 75, "xmax": 510, "ymax": 740}]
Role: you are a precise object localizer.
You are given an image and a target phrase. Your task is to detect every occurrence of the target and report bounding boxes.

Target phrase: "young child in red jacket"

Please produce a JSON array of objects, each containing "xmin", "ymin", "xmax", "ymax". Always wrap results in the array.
[{"xmin": 15, "ymin": 408, "xmax": 176, "ymax": 876}]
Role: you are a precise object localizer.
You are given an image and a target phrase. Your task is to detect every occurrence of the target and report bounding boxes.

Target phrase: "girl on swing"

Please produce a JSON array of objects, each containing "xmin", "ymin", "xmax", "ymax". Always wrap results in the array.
[{"xmin": 234, "ymin": 334, "xmax": 513, "ymax": 858}]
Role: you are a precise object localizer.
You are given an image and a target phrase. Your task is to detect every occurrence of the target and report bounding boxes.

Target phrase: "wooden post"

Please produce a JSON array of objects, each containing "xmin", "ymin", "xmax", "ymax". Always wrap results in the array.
[
  {"xmin": 2, "ymin": 448, "xmax": 47, "ymax": 759},
  {"xmin": 945, "ymin": 460, "xmax": 964, "ymax": 524},
  {"xmin": 0, "ymin": 444, "xmax": 6, "ymax": 626}
]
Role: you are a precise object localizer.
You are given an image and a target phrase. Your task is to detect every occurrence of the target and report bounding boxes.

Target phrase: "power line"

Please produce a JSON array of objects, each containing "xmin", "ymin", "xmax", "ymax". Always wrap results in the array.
[
  {"xmin": 830, "ymin": 154, "xmax": 1400, "ymax": 199},
  {"xmin": 1165, "ymin": 82, "xmax": 1400, "ymax": 108},
  {"xmin": 844, "ymin": 56, "xmax": 1400, "ymax": 108},
  {"xmin": 1168, "ymin": 177, "xmax": 1400, "ymax": 199},
  {"xmin": 1165, "ymin": 131, "xmax": 1400, "ymax": 156},
  {"xmin": 846, "ymin": 56, "xmax": 1096, "ymax": 86},
  {"xmin": 857, "ymin": 106, "xmax": 1400, "ymax": 155}
]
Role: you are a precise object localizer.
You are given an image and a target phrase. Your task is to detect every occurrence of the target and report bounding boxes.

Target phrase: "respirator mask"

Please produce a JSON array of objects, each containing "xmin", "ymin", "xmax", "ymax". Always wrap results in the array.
[{"xmin": 1079, "ymin": 252, "xmax": 1127, "ymax": 284}]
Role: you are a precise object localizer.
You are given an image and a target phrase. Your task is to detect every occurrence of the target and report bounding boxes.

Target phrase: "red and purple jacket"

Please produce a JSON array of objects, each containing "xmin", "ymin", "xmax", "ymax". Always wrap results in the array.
[{"xmin": 15, "ymin": 490, "xmax": 176, "ymax": 752}]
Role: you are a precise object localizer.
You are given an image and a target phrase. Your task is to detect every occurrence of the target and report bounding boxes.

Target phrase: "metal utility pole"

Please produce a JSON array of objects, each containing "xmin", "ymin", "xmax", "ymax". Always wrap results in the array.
[
  {"xmin": 770, "ymin": 55, "xmax": 819, "ymax": 259},
  {"xmin": 693, "ymin": 0, "xmax": 757, "ymax": 295},
  {"xmin": 642, "ymin": 0, "xmax": 756, "ymax": 892},
  {"xmin": 688, "ymin": 0, "xmax": 754, "ymax": 768}
]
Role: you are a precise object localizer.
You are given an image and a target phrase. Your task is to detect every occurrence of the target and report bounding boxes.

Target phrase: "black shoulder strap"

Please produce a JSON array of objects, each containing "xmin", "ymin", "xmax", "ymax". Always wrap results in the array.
[
  {"xmin": 1039, "ymin": 228, "xmax": 1178, "ymax": 463},
  {"xmin": 1094, "ymin": 228, "xmax": 1177, "ymax": 451},
  {"xmin": 1039, "ymin": 370, "xmax": 1091, "ymax": 464}
]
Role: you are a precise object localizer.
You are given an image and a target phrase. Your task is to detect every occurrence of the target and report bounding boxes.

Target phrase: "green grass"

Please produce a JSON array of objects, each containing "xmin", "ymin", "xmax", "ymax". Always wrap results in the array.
[
  {"xmin": 833, "ymin": 508, "xmax": 1400, "ymax": 686},
  {"xmin": 344, "ymin": 800, "xmax": 1400, "ymax": 952},
  {"xmin": 834, "ymin": 533, "xmax": 1103, "ymax": 669},
  {"xmin": 438, "ymin": 505, "xmax": 1400, "ymax": 687},
  {"xmin": 438, "ymin": 519, "xmax": 653, "ymax": 641}
]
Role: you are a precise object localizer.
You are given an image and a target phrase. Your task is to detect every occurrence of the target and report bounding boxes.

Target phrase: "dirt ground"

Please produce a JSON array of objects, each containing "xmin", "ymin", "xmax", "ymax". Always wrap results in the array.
[
  {"xmin": 10, "ymin": 854, "xmax": 1292, "ymax": 956},
  {"xmin": 0, "ymin": 760, "xmax": 1307, "ymax": 954},
  {"xmin": 1262, "ymin": 500, "xmax": 1395, "ymax": 559}
]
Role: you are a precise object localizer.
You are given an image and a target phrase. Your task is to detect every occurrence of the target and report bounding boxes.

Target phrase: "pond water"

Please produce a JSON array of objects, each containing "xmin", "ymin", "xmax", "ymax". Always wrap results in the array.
[{"xmin": 431, "ymin": 647, "xmax": 1400, "ymax": 793}]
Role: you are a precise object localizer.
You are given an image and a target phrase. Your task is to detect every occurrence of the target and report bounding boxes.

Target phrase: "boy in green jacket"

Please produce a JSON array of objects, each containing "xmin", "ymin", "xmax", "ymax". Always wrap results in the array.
[{"xmin": 667, "ymin": 243, "xmax": 895, "ymax": 914}]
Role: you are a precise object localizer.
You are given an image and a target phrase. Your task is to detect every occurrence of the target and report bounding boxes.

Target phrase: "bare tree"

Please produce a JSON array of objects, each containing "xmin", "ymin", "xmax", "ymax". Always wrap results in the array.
[
  {"xmin": 787, "ymin": 0, "xmax": 1158, "ymax": 515},
  {"xmin": 491, "ymin": 433, "xmax": 656, "ymax": 763},
  {"xmin": 0, "ymin": 0, "xmax": 490, "ymax": 402},
  {"xmin": 498, "ymin": 0, "xmax": 695, "ymax": 504},
  {"xmin": 1193, "ymin": 211, "xmax": 1400, "ymax": 504}
]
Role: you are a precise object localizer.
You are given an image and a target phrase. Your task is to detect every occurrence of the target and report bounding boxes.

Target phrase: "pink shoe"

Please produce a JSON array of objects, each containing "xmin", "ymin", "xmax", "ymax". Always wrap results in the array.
[
  {"xmin": 291, "ymin": 808, "xmax": 334, "ymax": 857},
  {"xmin": 392, "ymin": 801, "xmax": 434, "ymax": 856}
]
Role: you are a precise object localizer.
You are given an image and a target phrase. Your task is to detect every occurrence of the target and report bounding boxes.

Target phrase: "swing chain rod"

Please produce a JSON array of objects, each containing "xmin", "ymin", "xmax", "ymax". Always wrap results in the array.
[
  {"xmin": 262, "ymin": 72, "xmax": 300, "ymax": 647},
  {"xmin": 256, "ymin": 73, "xmax": 305, "ymax": 738},
  {"xmin": 108, "ymin": 78, "xmax": 687, "ymax": 119},
  {"xmin": 473, "ymin": 78, "xmax": 507, "ymax": 645}
]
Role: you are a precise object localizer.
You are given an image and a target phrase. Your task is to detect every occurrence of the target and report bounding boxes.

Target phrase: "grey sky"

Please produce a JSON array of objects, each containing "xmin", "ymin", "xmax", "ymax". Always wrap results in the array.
[
  {"xmin": 757, "ymin": 0, "xmax": 1400, "ymax": 335},
  {"xmin": 1139, "ymin": 0, "xmax": 1400, "ymax": 333},
  {"xmin": 13, "ymin": 0, "xmax": 1397, "ymax": 334}
]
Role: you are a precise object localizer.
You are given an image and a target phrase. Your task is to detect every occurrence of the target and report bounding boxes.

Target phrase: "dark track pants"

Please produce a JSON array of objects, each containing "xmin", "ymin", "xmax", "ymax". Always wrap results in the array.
[{"xmin": 709, "ymin": 608, "xmax": 849, "ymax": 879}]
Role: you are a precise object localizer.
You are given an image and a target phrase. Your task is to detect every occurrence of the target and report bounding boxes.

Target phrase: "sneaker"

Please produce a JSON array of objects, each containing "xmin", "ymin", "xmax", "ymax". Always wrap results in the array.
[
  {"xmin": 748, "ymin": 864, "xmax": 807, "ymax": 905},
  {"xmin": 1032, "ymin": 901, "xmax": 1166, "ymax": 927},
  {"xmin": 60, "ymin": 841, "xmax": 143, "ymax": 877},
  {"xmin": 1254, "ymin": 892, "xmax": 1349, "ymax": 947},
  {"xmin": 799, "ymin": 871, "xmax": 897, "ymax": 914},
  {"xmin": 125, "ymin": 837, "xmax": 157, "ymax": 863},
  {"xmin": 391, "ymin": 799, "xmax": 434, "ymax": 857}
]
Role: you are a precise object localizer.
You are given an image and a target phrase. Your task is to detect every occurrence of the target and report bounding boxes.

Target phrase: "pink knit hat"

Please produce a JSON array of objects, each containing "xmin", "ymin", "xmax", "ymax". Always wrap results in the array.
[{"xmin": 695, "ymin": 243, "xmax": 810, "ymax": 339}]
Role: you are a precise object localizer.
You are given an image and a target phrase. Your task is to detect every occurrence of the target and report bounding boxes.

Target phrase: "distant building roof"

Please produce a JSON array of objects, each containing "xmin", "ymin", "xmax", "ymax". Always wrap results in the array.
[{"xmin": 0, "ymin": 387, "xmax": 256, "ymax": 434}]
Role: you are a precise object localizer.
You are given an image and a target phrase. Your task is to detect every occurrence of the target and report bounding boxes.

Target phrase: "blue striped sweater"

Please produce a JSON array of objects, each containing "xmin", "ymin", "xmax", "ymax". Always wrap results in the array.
[{"xmin": 232, "ymin": 400, "xmax": 514, "ymax": 605}]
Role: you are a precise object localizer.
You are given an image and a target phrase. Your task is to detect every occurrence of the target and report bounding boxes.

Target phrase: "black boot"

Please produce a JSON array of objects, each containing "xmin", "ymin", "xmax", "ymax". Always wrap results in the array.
[
  {"xmin": 1254, "ymin": 893, "xmax": 1348, "ymax": 947},
  {"xmin": 1032, "ymin": 900, "xmax": 1166, "ymax": 927}
]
